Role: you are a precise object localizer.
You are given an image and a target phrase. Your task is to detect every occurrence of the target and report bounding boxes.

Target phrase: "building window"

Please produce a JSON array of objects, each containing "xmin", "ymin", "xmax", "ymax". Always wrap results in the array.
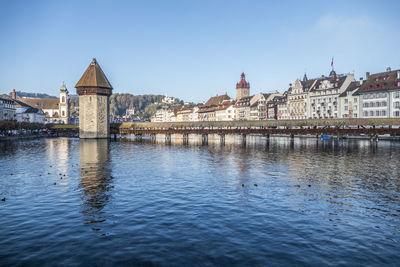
[
  {"xmin": 62, "ymin": 96, "xmax": 65, "ymax": 103},
  {"xmin": 382, "ymin": 110, "xmax": 386, "ymax": 116},
  {"xmin": 370, "ymin": 111, "xmax": 374, "ymax": 116},
  {"xmin": 345, "ymin": 99, "xmax": 348, "ymax": 104},
  {"xmin": 354, "ymin": 98, "xmax": 357, "ymax": 103},
  {"xmin": 382, "ymin": 101, "xmax": 387, "ymax": 107},
  {"xmin": 394, "ymin": 111, "xmax": 400, "ymax": 117},
  {"xmin": 344, "ymin": 106, "xmax": 348, "ymax": 111}
]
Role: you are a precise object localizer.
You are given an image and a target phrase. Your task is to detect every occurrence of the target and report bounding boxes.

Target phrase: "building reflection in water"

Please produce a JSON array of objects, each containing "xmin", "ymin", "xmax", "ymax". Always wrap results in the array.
[{"xmin": 79, "ymin": 139, "xmax": 113, "ymax": 229}]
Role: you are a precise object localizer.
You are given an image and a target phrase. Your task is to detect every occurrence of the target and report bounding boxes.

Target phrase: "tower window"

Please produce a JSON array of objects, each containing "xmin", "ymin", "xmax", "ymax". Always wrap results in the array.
[{"xmin": 62, "ymin": 96, "xmax": 65, "ymax": 103}]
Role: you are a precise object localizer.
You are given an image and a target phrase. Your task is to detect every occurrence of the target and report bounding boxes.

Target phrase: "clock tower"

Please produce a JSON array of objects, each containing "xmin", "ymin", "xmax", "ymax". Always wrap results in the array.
[{"xmin": 236, "ymin": 72, "xmax": 250, "ymax": 100}]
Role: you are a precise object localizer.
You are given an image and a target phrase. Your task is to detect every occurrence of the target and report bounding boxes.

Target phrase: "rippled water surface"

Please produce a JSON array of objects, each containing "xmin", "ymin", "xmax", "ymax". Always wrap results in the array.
[{"xmin": 0, "ymin": 137, "xmax": 400, "ymax": 266}]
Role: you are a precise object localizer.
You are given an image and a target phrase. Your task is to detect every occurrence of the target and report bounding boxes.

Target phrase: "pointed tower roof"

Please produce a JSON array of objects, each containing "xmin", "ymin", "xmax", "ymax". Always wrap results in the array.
[
  {"xmin": 236, "ymin": 72, "xmax": 250, "ymax": 89},
  {"xmin": 75, "ymin": 58, "xmax": 113, "ymax": 89},
  {"xmin": 60, "ymin": 81, "xmax": 68, "ymax": 93}
]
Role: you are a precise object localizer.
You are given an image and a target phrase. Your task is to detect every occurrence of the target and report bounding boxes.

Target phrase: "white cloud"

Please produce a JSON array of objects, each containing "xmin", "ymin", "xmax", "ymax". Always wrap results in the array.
[{"xmin": 315, "ymin": 14, "xmax": 375, "ymax": 32}]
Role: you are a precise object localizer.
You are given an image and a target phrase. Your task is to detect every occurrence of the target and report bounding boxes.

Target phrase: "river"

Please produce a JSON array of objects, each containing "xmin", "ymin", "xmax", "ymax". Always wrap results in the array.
[{"xmin": 0, "ymin": 137, "xmax": 399, "ymax": 265}]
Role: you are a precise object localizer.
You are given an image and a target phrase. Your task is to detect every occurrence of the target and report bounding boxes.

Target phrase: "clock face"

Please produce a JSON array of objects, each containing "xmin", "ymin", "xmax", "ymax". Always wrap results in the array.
[{"xmin": 244, "ymin": 90, "xmax": 248, "ymax": 95}]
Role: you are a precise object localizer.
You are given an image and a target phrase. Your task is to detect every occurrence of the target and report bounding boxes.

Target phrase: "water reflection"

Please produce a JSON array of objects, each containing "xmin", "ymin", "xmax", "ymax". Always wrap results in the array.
[{"xmin": 79, "ymin": 139, "xmax": 113, "ymax": 229}]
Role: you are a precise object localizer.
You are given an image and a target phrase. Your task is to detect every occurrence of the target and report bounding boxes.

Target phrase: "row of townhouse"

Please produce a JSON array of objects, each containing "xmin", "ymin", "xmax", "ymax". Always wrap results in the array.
[
  {"xmin": 279, "ymin": 67, "xmax": 400, "ymax": 120},
  {"xmin": 151, "ymin": 67, "xmax": 400, "ymax": 122},
  {"xmin": 151, "ymin": 73, "xmax": 283, "ymax": 122}
]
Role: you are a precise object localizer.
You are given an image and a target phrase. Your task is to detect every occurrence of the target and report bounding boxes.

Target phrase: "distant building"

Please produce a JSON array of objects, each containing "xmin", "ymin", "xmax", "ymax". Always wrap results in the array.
[
  {"xmin": 249, "ymin": 92, "xmax": 282, "ymax": 120},
  {"xmin": 59, "ymin": 82, "xmax": 70, "ymax": 124},
  {"xmin": 198, "ymin": 94, "xmax": 231, "ymax": 121},
  {"xmin": 287, "ymin": 74, "xmax": 316, "ymax": 120},
  {"xmin": 215, "ymin": 99, "xmax": 236, "ymax": 121},
  {"xmin": 236, "ymin": 72, "xmax": 250, "ymax": 100},
  {"xmin": 235, "ymin": 96, "xmax": 251, "ymax": 120},
  {"xmin": 277, "ymin": 93, "xmax": 289, "ymax": 120},
  {"xmin": 176, "ymin": 106, "xmax": 200, "ymax": 122},
  {"xmin": 151, "ymin": 107, "xmax": 175, "ymax": 122},
  {"xmin": 357, "ymin": 68, "xmax": 400, "ymax": 118},
  {"xmin": 13, "ymin": 98, "xmax": 46, "ymax": 123},
  {"xmin": 309, "ymin": 71, "xmax": 354, "ymax": 119},
  {"xmin": 15, "ymin": 83, "xmax": 71, "ymax": 124},
  {"xmin": 162, "ymin": 95, "xmax": 176, "ymax": 104},
  {"xmin": 339, "ymin": 80, "xmax": 361, "ymax": 118},
  {"xmin": 249, "ymin": 93, "xmax": 268, "ymax": 120},
  {"xmin": 0, "ymin": 96, "xmax": 16, "ymax": 120},
  {"xmin": 266, "ymin": 95, "xmax": 282, "ymax": 120}
]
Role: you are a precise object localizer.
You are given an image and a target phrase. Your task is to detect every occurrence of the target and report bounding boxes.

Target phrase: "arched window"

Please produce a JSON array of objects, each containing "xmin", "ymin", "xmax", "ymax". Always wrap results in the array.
[{"xmin": 62, "ymin": 96, "xmax": 65, "ymax": 103}]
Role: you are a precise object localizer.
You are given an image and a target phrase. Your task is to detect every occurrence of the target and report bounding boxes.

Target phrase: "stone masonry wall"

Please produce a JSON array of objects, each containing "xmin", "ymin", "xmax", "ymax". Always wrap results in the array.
[{"xmin": 79, "ymin": 95, "xmax": 110, "ymax": 138}]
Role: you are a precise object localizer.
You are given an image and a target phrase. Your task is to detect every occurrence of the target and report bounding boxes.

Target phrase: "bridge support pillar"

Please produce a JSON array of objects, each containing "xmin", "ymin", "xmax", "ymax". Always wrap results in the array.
[
  {"xmin": 219, "ymin": 134, "xmax": 225, "ymax": 145},
  {"xmin": 202, "ymin": 134, "xmax": 208, "ymax": 145},
  {"xmin": 290, "ymin": 134, "xmax": 295, "ymax": 141},
  {"xmin": 150, "ymin": 133, "xmax": 156, "ymax": 142},
  {"xmin": 165, "ymin": 133, "xmax": 171, "ymax": 143},
  {"xmin": 183, "ymin": 133, "xmax": 189, "ymax": 144},
  {"xmin": 241, "ymin": 134, "xmax": 246, "ymax": 145},
  {"xmin": 371, "ymin": 134, "xmax": 379, "ymax": 143}
]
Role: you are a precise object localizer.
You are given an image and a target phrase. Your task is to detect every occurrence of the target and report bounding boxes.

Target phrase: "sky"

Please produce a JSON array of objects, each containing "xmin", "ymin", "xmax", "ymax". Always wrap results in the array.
[{"xmin": 0, "ymin": 0, "xmax": 399, "ymax": 103}]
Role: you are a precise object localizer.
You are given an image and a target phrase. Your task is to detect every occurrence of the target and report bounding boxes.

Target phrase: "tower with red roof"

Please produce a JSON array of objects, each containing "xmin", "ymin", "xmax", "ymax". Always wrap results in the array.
[{"xmin": 236, "ymin": 72, "xmax": 250, "ymax": 100}]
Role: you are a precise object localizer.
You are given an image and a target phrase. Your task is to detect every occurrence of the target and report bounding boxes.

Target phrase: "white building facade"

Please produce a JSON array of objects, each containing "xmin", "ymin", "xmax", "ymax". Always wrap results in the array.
[
  {"xmin": 309, "ymin": 71, "xmax": 354, "ymax": 119},
  {"xmin": 358, "ymin": 68, "xmax": 400, "ymax": 118}
]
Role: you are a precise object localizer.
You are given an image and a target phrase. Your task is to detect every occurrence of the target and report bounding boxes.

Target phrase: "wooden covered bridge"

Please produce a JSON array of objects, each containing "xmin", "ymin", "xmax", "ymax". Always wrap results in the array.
[
  {"xmin": 115, "ymin": 118, "xmax": 400, "ymax": 144},
  {"xmin": 50, "ymin": 118, "xmax": 400, "ymax": 143}
]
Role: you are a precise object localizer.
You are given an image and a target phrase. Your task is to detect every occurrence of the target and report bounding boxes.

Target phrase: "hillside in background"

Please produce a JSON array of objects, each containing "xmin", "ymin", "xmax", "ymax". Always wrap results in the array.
[
  {"xmin": 11, "ymin": 91, "xmax": 58, "ymax": 99},
  {"xmin": 10, "ymin": 91, "xmax": 184, "ymax": 120}
]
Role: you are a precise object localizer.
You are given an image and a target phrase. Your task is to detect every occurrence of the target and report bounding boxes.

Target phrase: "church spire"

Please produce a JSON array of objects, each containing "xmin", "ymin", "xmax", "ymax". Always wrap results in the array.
[{"xmin": 303, "ymin": 73, "xmax": 308, "ymax": 82}]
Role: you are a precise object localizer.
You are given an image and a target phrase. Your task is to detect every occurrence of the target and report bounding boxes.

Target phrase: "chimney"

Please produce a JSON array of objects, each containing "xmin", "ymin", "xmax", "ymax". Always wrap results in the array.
[
  {"xmin": 386, "ymin": 67, "xmax": 391, "ymax": 72},
  {"xmin": 11, "ymin": 89, "xmax": 16, "ymax": 100},
  {"xmin": 366, "ymin": 72, "xmax": 370, "ymax": 79},
  {"xmin": 359, "ymin": 77, "xmax": 364, "ymax": 85}
]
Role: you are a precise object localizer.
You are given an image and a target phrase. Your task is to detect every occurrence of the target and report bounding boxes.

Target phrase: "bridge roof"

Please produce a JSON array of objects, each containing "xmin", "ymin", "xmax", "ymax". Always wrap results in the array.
[
  {"xmin": 120, "ymin": 118, "xmax": 400, "ymax": 129},
  {"xmin": 75, "ymin": 58, "xmax": 113, "ymax": 89}
]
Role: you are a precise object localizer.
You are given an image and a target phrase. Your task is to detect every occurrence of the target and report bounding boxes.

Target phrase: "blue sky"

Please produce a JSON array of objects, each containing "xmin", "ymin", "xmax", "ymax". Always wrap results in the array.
[{"xmin": 0, "ymin": 0, "xmax": 399, "ymax": 103}]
